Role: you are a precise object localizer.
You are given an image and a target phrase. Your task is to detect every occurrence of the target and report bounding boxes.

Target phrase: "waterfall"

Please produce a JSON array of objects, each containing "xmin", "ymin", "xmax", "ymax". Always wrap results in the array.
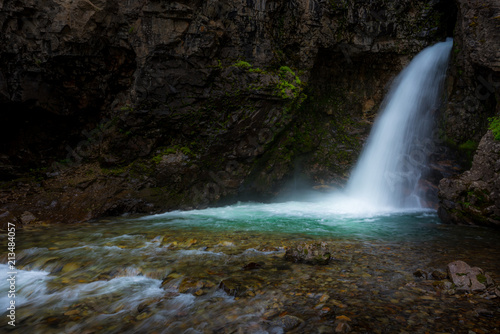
[{"xmin": 346, "ymin": 39, "xmax": 453, "ymax": 209}]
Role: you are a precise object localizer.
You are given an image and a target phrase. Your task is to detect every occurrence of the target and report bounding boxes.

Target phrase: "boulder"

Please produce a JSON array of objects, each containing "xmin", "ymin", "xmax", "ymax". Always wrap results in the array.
[
  {"xmin": 284, "ymin": 242, "xmax": 331, "ymax": 265},
  {"xmin": 446, "ymin": 260, "xmax": 494, "ymax": 292},
  {"xmin": 438, "ymin": 131, "xmax": 500, "ymax": 227}
]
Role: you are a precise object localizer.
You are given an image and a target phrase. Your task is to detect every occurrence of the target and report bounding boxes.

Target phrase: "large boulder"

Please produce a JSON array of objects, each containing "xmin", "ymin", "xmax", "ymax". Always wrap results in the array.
[
  {"xmin": 436, "ymin": 0, "xmax": 500, "ymax": 227},
  {"xmin": 438, "ymin": 131, "xmax": 500, "ymax": 227},
  {"xmin": 446, "ymin": 260, "xmax": 494, "ymax": 292}
]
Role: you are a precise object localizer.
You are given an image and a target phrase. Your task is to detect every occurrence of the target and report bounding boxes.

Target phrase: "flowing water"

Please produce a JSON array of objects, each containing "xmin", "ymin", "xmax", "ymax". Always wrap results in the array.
[
  {"xmin": 1, "ymin": 207, "xmax": 500, "ymax": 333},
  {"xmin": 2, "ymin": 40, "xmax": 500, "ymax": 333},
  {"xmin": 347, "ymin": 38, "xmax": 453, "ymax": 208}
]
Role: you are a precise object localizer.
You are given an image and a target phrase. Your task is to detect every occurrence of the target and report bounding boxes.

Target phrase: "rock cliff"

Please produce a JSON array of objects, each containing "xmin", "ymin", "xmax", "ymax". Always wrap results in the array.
[
  {"xmin": 2, "ymin": 0, "xmax": 492, "ymax": 227},
  {"xmin": 438, "ymin": 131, "xmax": 500, "ymax": 227},
  {"xmin": 437, "ymin": 0, "xmax": 500, "ymax": 227}
]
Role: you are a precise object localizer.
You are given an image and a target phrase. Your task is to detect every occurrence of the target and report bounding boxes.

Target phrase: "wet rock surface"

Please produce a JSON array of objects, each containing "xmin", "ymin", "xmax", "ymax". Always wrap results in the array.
[
  {"xmin": 438, "ymin": 131, "xmax": 500, "ymax": 227},
  {"xmin": 447, "ymin": 260, "xmax": 494, "ymax": 292},
  {"xmin": 436, "ymin": 0, "xmax": 500, "ymax": 227},
  {"xmin": 413, "ymin": 260, "xmax": 497, "ymax": 296},
  {"xmin": 284, "ymin": 241, "xmax": 332, "ymax": 265},
  {"xmin": 443, "ymin": 0, "xmax": 500, "ymax": 145}
]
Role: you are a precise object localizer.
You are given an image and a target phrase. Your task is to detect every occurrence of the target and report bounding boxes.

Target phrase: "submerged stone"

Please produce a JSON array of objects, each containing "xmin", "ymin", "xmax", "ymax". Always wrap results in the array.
[
  {"xmin": 242, "ymin": 262, "xmax": 263, "ymax": 270},
  {"xmin": 219, "ymin": 278, "xmax": 243, "ymax": 296},
  {"xmin": 270, "ymin": 315, "xmax": 303, "ymax": 331},
  {"xmin": 284, "ymin": 242, "xmax": 331, "ymax": 265},
  {"xmin": 20, "ymin": 211, "xmax": 37, "ymax": 224},
  {"xmin": 413, "ymin": 269, "xmax": 428, "ymax": 279},
  {"xmin": 431, "ymin": 270, "xmax": 448, "ymax": 280}
]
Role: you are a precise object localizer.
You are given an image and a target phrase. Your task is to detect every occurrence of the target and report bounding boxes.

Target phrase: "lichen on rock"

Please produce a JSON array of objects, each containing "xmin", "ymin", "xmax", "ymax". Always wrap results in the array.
[
  {"xmin": 284, "ymin": 242, "xmax": 332, "ymax": 265},
  {"xmin": 446, "ymin": 260, "xmax": 494, "ymax": 292}
]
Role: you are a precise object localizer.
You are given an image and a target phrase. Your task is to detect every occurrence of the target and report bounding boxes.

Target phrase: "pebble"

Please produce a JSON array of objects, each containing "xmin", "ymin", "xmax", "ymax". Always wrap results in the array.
[
  {"xmin": 336, "ymin": 315, "xmax": 351, "ymax": 322},
  {"xmin": 335, "ymin": 320, "xmax": 351, "ymax": 333},
  {"xmin": 319, "ymin": 294, "xmax": 330, "ymax": 303},
  {"xmin": 270, "ymin": 315, "xmax": 303, "ymax": 331}
]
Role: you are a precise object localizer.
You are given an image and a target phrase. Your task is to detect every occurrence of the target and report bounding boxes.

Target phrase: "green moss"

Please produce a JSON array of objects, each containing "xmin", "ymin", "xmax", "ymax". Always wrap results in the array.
[
  {"xmin": 102, "ymin": 166, "xmax": 128, "ymax": 176},
  {"xmin": 488, "ymin": 116, "xmax": 500, "ymax": 140},
  {"xmin": 151, "ymin": 145, "xmax": 195, "ymax": 164},
  {"xmin": 129, "ymin": 160, "xmax": 155, "ymax": 178},
  {"xmin": 457, "ymin": 139, "xmax": 478, "ymax": 164},
  {"xmin": 27, "ymin": 167, "xmax": 48, "ymax": 182},
  {"xmin": 180, "ymin": 146, "xmax": 192, "ymax": 156},
  {"xmin": 458, "ymin": 140, "xmax": 478, "ymax": 151},
  {"xmin": 248, "ymin": 68, "xmax": 266, "ymax": 74},
  {"xmin": 476, "ymin": 274, "xmax": 487, "ymax": 284},
  {"xmin": 274, "ymin": 66, "xmax": 305, "ymax": 100},
  {"xmin": 233, "ymin": 60, "xmax": 252, "ymax": 69},
  {"xmin": 152, "ymin": 155, "xmax": 163, "ymax": 164},
  {"xmin": 231, "ymin": 60, "xmax": 267, "ymax": 75},
  {"xmin": 120, "ymin": 105, "xmax": 134, "ymax": 113}
]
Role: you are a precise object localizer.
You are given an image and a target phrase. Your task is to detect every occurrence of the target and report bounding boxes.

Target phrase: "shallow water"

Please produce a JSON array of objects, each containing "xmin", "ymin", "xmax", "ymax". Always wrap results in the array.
[{"xmin": 1, "ymin": 200, "xmax": 500, "ymax": 333}]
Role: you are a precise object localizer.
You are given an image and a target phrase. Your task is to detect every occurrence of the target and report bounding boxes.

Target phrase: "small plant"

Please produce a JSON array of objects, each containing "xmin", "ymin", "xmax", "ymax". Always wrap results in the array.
[
  {"xmin": 120, "ymin": 104, "xmax": 134, "ymax": 113},
  {"xmin": 274, "ymin": 66, "xmax": 304, "ymax": 99},
  {"xmin": 180, "ymin": 146, "xmax": 192, "ymax": 156},
  {"xmin": 476, "ymin": 273, "xmax": 487, "ymax": 284},
  {"xmin": 248, "ymin": 67, "xmax": 266, "ymax": 74},
  {"xmin": 102, "ymin": 166, "xmax": 127, "ymax": 175},
  {"xmin": 458, "ymin": 140, "xmax": 478, "ymax": 151},
  {"xmin": 233, "ymin": 60, "xmax": 252, "ymax": 69},
  {"xmin": 488, "ymin": 116, "xmax": 500, "ymax": 140},
  {"xmin": 151, "ymin": 145, "xmax": 194, "ymax": 164},
  {"xmin": 152, "ymin": 155, "xmax": 163, "ymax": 164}
]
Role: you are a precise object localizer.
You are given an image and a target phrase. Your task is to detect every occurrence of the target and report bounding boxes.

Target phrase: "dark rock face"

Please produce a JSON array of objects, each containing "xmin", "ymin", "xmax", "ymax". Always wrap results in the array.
[
  {"xmin": 438, "ymin": 131, "xmax": 500, "ymax": 227},
  {"xmin": 442, "ymin": 0, "xmax": 500, "ymax": 145},
  {"xmin": 436, "ymin": 0, "xmax": 500, "ymax": 227},
  {"xmin": 0, "ymin": 0, "xmax": 465, "ymax": 225}
]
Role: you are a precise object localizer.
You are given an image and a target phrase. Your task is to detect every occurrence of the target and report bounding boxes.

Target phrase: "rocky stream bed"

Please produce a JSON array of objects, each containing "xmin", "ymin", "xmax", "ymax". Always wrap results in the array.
[{"xmin": 2, "ymin": 208, "xmax": 500, "ymax": 333}]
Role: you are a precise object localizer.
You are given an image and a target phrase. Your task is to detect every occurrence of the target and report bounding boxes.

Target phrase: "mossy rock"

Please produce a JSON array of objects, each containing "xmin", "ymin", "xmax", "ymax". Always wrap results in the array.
[{"xmin": 284, "ymin": 242, "xmax": 332, "ymax": 265}]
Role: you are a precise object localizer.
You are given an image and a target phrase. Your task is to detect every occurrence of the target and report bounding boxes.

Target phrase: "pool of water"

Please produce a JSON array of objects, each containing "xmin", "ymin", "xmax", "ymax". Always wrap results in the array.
[{"xmin": 2, "ymin": 200, "xmax": 500, "ymax": 333}]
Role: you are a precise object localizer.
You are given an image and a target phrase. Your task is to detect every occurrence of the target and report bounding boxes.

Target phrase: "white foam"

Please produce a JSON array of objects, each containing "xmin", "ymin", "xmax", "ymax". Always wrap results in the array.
[{"xmin": 347, "ymin": 39, "xmax": 453, "ymax": 208}]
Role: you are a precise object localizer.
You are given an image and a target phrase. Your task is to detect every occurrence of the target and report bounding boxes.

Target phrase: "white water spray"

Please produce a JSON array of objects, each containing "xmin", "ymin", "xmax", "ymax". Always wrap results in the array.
[{"xmin": 346, "ymin": 39, "xmax": 453, "ymax": 209}]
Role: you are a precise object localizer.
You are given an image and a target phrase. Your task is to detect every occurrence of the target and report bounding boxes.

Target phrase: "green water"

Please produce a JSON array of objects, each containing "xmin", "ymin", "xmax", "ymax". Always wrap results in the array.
[{"xmin": 2, "ymin": 201, "xmax": 500, "ymax": 333}]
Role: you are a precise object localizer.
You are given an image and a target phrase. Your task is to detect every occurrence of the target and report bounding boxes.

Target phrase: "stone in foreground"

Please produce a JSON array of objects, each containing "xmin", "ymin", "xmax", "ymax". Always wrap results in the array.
[
  {"xmin": 447, "ymin": 260, "xmax": 494, "ymax": 292},
  {"xmin": 284, "ymin": 242, "xmax": 331, "ymax": 265}
]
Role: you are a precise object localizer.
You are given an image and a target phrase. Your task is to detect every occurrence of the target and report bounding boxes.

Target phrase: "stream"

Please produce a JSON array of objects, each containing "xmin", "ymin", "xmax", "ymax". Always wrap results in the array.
[{"xmin": 2, "ymin": 201, "xmax": 500, "ymax": 333}]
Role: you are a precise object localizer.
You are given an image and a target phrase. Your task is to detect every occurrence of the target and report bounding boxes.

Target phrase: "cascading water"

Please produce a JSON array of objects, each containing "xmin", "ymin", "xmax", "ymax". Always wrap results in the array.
[{"xmin": 346, "ymin": 39, "xmax": 453, "ymax": 209}]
